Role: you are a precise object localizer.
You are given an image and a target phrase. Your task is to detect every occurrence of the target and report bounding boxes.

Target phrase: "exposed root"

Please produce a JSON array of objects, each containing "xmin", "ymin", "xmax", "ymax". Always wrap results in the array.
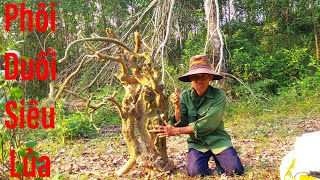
[{"xmin": 116, "ymin": 158, "xmax": 137, "ymax": 176}]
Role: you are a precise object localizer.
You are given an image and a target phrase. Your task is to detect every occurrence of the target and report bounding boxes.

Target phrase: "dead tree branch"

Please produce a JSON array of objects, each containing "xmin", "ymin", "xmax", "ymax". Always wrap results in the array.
[
  {"xmin": 154, "ymin": 0, "xmax": 175, "ymax": 83},
  {"xmin": 121, "ymin": 0, "xmax": 158, "ymax": 42},
  {"xmin": 58, "ymin": 37, "xmax": 137, "ymax": 63},
  {"xmin": 60, "ymin": 88, "xmax": 88, "ymax": 101},
  {"xmin": 87, "ymin": 92, "xmax": 123, "ymax": 117},
  {"xmin": 80, "ymin": 61, "xmax": 111, "ymax": 92},
  {"xmin": 55, "ymin": 29, "xmax": 172, "ymax": 176},
  {"xmin": 55, "ymin": 55, "xmax": 91, "ymax": 100}
]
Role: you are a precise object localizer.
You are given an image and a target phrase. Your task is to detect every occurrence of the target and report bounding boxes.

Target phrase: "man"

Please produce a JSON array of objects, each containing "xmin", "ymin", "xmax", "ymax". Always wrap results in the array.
[{"xmin": 151, "ymin": 55, "xmax": 244, "ymax": 177}]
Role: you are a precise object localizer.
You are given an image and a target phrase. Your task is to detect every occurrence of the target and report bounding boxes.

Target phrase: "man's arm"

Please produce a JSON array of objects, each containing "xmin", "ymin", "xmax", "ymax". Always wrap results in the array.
[{"xmin": 149, "ymin": 124, "xmax": 193, "ymax": 138}]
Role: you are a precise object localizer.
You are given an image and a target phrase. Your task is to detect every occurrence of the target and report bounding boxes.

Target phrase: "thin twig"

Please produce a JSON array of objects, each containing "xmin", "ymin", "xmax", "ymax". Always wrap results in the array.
[
  {"xmin": 222, "ymin": 72, "xmax": 258, "ymax": 103},
  {"xmin": 121, "ymin": 0, "xmax": 158, "ymax": 42},
  {"xmin": 44, "ymin": 31, "xmax": 54, "ymax": 50},
  {"xmin": 80, "ymin": 61, "xmax": 111, "ymax": 92},
  {"xmin": 58, "ymin": 37, "xmax": 137, "ymax": 63},
  {"xmin": 164, "ymin": 69, "xmax": 176, "ymax": 89},
  {"xmin": 309, "ymin": 106, "xmax": 319, "ymax": 116},
  {"xmin": 154, "ymin": 0, "xmax": 175, "ymax": 84},
  {"xmin": 59, "ymin": 88, "xmax": 88, "ymax": 101},
  {"xmin": 87, "ymin": 92, "xmax": 123, "ymax": 118},
  {"xmin": 33, "ymin": 31, "xmax": 45, "ymax": 51},
  {"xmin": 55, "ymin": 55, "xmax": 91, "ymax": 99}
]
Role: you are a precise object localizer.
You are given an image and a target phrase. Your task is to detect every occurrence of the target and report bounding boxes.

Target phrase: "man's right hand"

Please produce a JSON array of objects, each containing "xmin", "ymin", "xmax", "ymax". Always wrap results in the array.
[
  {"xmin": 170, "ymin": 88, "xmax": 180, "ymax": 107},
  {"xmin": 170, "ymin": 88, "xmax": 181, "ymax": 123}
]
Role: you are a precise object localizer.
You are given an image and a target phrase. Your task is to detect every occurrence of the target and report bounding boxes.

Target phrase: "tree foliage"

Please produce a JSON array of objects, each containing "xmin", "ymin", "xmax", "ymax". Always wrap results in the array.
[
  {"xmin": 1, "ymin": 0, "xmax": 319, "ymax": 100},
  {"xmin": 0, "ymin": 0, "xmax": 319, "ymax": 176}
]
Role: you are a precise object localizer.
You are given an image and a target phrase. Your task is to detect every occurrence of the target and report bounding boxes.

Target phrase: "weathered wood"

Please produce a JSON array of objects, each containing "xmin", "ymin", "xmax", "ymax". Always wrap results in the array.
[{"xmin": 57, "ymin": 30, "xmax": 173, "ymax": 176}]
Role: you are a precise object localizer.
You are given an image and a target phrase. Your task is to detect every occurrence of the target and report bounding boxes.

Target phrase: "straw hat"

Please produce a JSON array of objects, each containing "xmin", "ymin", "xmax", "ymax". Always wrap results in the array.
[{"xmin": 178, "ymin": 55, "xmax": 223, "ymax": 82}]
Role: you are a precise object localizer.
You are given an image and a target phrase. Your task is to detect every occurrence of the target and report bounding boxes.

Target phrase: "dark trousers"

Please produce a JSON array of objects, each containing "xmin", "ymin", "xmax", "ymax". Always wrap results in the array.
[{"xmin": 187, "ymin": 147, "xmax": 244, "ymax": 177}]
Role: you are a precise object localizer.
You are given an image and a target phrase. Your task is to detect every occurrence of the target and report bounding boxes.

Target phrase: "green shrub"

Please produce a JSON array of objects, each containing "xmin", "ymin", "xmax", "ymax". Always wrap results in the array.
[
  {"xmin": 50, "ymin": 111, "xmax": 97, "ymax": 140},
  {"xmin": 228, "ymin": 37, "xmax": 318, "ymax": 97},
  {"xmin": 279, "ymin": 70, "xmax": 320, "ymax": 98},
  {"xmin": 93, "ymin": 110, "xmax": 121, "ymax": 127}
]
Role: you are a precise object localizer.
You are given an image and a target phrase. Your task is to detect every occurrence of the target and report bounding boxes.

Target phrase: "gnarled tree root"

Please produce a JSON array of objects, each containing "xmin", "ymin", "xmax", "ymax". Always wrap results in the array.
[{"xmin": 116, "ymin": 158, "xmax": 136, "ymax": 176}]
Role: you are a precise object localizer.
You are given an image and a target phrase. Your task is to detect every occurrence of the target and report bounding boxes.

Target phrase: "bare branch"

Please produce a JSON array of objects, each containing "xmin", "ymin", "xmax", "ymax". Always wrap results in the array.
[
  {"xmin": 134, "ymin": 32, "xmax": 141, "ymax": 53},
  {"xmin": 221, "ymin": 72, "xmax": 259, "ymax": 103},
  {"xmin": 60, "ymin": 88, "xmax": 88, "ymax": 101},
  {"xmin": 106, "ymin": 28, "xmax": 119, "ymax": 39},
  {"xmin": 106, "ymin": 93, "xmax": 123, "ymax": 119},
  {"xmin": 121, "ymin": 0, "xmax": 158, "ymax": 42},
  {"xmin": 33, "ymin": 31, "xmax": 45, "ymax": 51},
  {"xmin": 80, "ymin": 61, "xmax": 111, "ymax": 92},
  {"xmin": 55, "ymin": 55, "xmax": 91, "ymax": 100},
  {"xmin": 89, "ymin": 112, "xmax": 101, "ymax": 131},
  {"xmin": 154, "ymin": 0, "xmax": 175, "ymax": 83},
  {"xmin": 57, "ymin": 36, "xmax": 151, "ymax": 84},
  {"xmin": 44, "ymin": 31, "xmax": 54, "ymax": 50},
  {"xmin": 0, "ymin": 167, "xmax": 9, "ymax": 180},
  {"xmin": 77, "ymin": 31, "xmax": 98, "ymax": 53},
  {"xmin": 58, "ymin": 37, "xmax": 137, "ymax": 63},
  {"xmin": 87, "ymin": 91, "xmax": 123, "ymax": 119}
]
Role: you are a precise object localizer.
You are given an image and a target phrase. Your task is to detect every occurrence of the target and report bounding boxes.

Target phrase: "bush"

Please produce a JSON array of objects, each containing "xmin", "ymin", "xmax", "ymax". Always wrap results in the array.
[
  {"xmin": 93, "ymin": 110, "xmax": 121, "ymax": 127},
  {"xmin": 279, "ymin": 70, "xmax": 320, "ymax": 98},
  {"xmin": 50, "ymin": 110, "xmax": 97, "ymax": 140},
  {"xmin": 227, "ymin": 34, "xmax": 318, "ymax": 97}
]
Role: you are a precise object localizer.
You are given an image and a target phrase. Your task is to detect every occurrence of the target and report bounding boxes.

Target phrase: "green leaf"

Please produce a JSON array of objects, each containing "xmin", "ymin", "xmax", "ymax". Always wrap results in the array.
[
  {"xmin": 16, "ymin": 163, "xmax": 23, "ymax": 174},
  {"xmin": 27, "ymin": 151, "xmax": 39, "ymax": 160},
  {"xmin": 0, "ymin": 48, "xmax": 6, "ymax": 56},
  {"xmin": 0, "ymin": 70, "xmax": 5, "ymax": 78},
  {"xmin": 18, "ymin": 147, "xmax": 27, "ymax": 157},
  {"xmin": 10, "ymin": 87, "xmax": 22, "ymax": 99},
  {"xmin": 34, "ymin": 178, "xmax": 43, "ymax": 180},
  {"xmin": 0, "ymin": 96, "xmax": 8, "ymax": 107},
  {"xmin": 26, "ymin": 141, "xmax": 38, "ymax": 148}
]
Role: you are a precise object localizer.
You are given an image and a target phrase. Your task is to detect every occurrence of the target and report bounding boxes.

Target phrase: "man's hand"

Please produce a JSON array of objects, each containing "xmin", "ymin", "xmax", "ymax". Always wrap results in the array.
[
  {"xmin": 170, "ymin": 88, "xmax": 181, "ymax": 122},
  {"xmin": 151, "ymin": 115, "xmax": 177, "ymax": 138},
  {"xmin": 170, "ymin": 88, "xmax": 180, "ymax": 107},
  {"xmin": 149, "ymin": 124, "xmax": 179, "ymax": 138}
]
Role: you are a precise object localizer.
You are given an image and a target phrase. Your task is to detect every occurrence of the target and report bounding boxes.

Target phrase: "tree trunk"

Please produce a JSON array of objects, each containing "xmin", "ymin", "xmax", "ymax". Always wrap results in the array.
[
  {"xmin": 56, "ymin": 31, "xmax": 174, "ymax": 177},
  {"xmin": 116, "ymin": 68, "xmax": 173, "ymax": 176},
  {"xmin": 311, "ymin": 0, "xmax": 319, "ymax": 60},
  {"xmin": 271, "ymin": 0, "xmax": 275, "ymax": 51},
  {"xmin": 204, "ymin": 0, "xmax": 225, "ymax": 81},
  {"xmin": 228, "ymin": 0, "xmax": 232, "ymax": 42},
  {"xmin": 315, "ymin": 22, "xmax": 319, "ymax": 60},
  {"xmin": 204, "ymin": 0, "xmax": 220, "ymax": 61}
]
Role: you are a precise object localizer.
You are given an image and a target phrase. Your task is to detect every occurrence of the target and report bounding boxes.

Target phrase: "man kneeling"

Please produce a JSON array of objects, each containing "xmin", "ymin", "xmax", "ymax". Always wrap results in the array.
[{"xmin": 152, "ymin": 55, "xmax": 245, "ymax": 177}]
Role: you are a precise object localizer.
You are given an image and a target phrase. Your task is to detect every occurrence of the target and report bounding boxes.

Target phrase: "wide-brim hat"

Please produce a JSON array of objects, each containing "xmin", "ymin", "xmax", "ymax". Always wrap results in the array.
[{"xmin": 178, "ymin": 55, "xmax": 223, "ymax": 82}]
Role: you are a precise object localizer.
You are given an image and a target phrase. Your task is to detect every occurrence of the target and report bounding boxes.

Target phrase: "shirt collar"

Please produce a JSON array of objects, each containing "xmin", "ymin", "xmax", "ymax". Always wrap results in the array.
[{"xmin": 191, "ymin": 85, "xmax": 215, "ymax": 99}]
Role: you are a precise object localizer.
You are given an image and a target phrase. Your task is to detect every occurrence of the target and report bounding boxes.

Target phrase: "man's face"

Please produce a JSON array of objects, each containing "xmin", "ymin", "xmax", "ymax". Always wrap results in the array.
[{"xmin": 189, "ymin": 73, "xmax": 211, "ymax": 97}]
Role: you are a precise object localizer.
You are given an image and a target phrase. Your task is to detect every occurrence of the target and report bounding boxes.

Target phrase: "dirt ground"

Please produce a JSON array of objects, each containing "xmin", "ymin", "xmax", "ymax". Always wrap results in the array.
[{"xmin": 43, "ymin": 116, "xmax": 320, "ymax": 180}]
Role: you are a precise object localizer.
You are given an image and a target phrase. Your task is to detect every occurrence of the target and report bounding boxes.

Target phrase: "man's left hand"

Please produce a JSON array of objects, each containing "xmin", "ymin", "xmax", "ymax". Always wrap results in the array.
[{"xmin": 149, "ymin": 124, "xmax": 178, "ymax": 138}]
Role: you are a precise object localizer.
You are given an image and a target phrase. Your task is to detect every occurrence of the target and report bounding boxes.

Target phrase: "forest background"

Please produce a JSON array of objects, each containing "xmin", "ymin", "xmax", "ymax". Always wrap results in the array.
[{"xmin": 0, "ymin": 0, "xmax": 319, "ymax": 179}]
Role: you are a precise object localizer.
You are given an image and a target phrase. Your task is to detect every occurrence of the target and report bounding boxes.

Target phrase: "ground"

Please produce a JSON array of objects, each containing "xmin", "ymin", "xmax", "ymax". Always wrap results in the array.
[{"xmin": 37, "ymin": 115, "xmax": 320, "ymax": 180}]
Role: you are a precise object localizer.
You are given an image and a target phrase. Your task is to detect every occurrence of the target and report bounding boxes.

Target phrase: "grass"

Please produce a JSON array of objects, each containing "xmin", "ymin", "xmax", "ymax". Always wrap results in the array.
[
  {"xmin": 222, "ymin": 92, "xmax": 319, "ymax": 180},
  {"xmin": 3, "ymin": 90, "xmax": 319, "ymax": 179},
  {"xmin": 55, "ymin": 91, "xmax": 319, "ymax": 179}
]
